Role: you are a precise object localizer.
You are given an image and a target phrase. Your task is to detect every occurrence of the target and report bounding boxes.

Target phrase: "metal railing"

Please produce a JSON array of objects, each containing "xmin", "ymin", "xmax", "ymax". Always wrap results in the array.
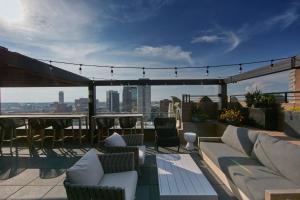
[
  {"xmin": 182, "ymin": 94, "xmax": 220, "ymax": 103},
  {"xmin": 229, "ymin": 91, "xmax": 300, "ymax": 103}
]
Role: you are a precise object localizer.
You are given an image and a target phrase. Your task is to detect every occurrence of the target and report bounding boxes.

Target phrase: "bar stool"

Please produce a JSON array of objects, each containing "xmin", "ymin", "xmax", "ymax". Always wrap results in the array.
[
  {"xmin": 28, "ymin": 118, "xmax": 51, "ymax": 148},
  {"xmin": 119, "ymin": 117, "xmax": 137, "ymax": 135},
  {"xmin": 0, "ymin": 118, "xmax": 27, "ymax": 152},
  {"xmin": 50, "ymin": 119, "xmax": 74, "ymax": 147},
  {"xmin": 95, "ymin": 118, "xmax": 115, "ymax": 142}
]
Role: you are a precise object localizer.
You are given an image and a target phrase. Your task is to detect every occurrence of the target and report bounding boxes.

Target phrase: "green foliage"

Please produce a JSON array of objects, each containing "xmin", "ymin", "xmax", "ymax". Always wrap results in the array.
[
  {"xmin": 254, "ymin": 94, "xmax": 276, "ymax": 108},
  {"xmin": 245, "ymin": 89, "xmax": 277, "ymax": 108},
  {"xmin": 245, "ymin": 89, "xmax": 261, "ymax": 107},
  {"xmin": 191, "ymin": 103, "xmax": 209, "ymax": 122},
  {"xmin": 199, "ymin": 96, "xmax": 213, "ymax": 103}
]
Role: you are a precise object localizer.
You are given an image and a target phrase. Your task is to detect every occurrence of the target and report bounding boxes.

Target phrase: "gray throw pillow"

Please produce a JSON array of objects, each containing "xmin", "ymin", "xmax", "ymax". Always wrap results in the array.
[
  {"xmin": 66, "ymin": 149, "xmax": 104, "ymax": 185},
  {"xmin": 104, "ymin": 132, "xmax": 127, "ymax": 147},
  {"xmin": 221, "ymin": 125, "xmax": 259, "ymax": 156},
  {"xmin": 252, "ymin": 134, "xmax": 300, "ymax": 185}
]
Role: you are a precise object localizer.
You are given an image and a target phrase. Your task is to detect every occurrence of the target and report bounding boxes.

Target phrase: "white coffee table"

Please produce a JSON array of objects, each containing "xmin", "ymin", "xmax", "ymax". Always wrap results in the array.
[{"xmin": 156, "ymin": 154, "xmax": 218, "ymax": 200}]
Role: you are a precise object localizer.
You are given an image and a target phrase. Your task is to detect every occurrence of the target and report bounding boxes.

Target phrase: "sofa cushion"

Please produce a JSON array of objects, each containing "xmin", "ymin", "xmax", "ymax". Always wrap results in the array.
[
  {"xmin": 226, "ymin": 161, "xmax": 299, "ymax": 200},
  {"xmin": 98, "ymin": 171, "xmax": 138, "ymax": 200},
  {"xmin": 252, "ymin": 134, "xmax": 300, "ymax": 185},
  {"xmin": 200, "ymin": 141, "xmax": 259, "ymax": 170},
  {"xmin": 138, "ymin": 145, "xmax": 146, "ymax": 165},
  {"xmin": 221, "ymin": 125, "xmax": 259, "ymax": 156},
  {"xmin": 66, "ymin": 149, "xmax": 104, "ymax": 185},
  {"xmin": 105, "ymin": 132, "xmax": 127, "ymax": 147}
]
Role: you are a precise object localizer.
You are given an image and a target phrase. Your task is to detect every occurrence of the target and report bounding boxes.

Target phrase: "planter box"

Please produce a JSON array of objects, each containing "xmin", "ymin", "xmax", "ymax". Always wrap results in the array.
[
  {"xmin": 249, "ymin": 108, "xmax": 277, "ymax": 130},
  {"xmin": 284, "ymin": 111, "xmax": 300, "ymax": 138}
]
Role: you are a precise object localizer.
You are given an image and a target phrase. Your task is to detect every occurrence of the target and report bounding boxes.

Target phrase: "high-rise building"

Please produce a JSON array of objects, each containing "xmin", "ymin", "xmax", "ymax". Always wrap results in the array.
[
  {"xmin": 59, "ymin": 91, "xmax": 64, "ymax": 104},
  {"xmin": 137, "ymin": 79, "xmax": 151, "ymax": 119},
  {"xmin": 122, "ymin": 86, "xmax": 137, "ymax": 112},
  {"xmin": 106, "ymin": 90, "xmax": 120, "ymax": 112}
]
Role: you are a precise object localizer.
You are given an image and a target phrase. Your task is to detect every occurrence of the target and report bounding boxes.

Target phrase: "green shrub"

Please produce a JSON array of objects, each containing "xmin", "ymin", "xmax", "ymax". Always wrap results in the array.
[{"xmin": 200, "ymin": 96, "xmax": 213, "ymax": 103}]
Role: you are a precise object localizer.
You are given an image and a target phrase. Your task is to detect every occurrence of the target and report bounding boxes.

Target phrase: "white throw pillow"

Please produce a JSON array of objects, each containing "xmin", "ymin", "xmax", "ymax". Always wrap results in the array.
[
  {"xmin": 104, "ymin": 132, "xmax": 127, "ymax": 147},
  {"xmin": 66, "ymin": 149, "xmax": 104, "ymax": 185}
]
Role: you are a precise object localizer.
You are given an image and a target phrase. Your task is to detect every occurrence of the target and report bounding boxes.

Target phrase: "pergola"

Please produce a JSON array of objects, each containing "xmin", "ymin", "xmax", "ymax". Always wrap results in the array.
[{"xmin": 1, "ymin": 46, "xmax": 299, "ymax": 127}]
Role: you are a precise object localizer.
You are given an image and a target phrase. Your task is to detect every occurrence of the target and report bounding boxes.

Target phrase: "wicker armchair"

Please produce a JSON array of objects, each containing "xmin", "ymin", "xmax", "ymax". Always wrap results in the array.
[
  {"xmin": 64, "ymin": 152, "xmax": 135, "ymax": 200},
  {"xmin": 105, "ymin": 134, "xmax": 145, "ymax": 169}
]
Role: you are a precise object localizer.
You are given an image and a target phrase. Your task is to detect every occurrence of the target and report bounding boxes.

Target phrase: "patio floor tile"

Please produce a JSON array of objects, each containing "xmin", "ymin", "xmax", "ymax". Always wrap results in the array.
[
  {"xmin": 0, "ymin": 169, "xmax": 39, "ymax": 186},
  {"xmin": 7, "ymin": 185, "xmax": 53, "ymax": 200},
  {"xmin": 42, "ymin": 186, "xmax": 67, "ymax": 200},
  {"xmin": 29, "ymin": 172, "xmax": 65, "ymax": 186},
  {"xmin": 0, "ymin": 186, "xmax": 23, "ymax": 199}
]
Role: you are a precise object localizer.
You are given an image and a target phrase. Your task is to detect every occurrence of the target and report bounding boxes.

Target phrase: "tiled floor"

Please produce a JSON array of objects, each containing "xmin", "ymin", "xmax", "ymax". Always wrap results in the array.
[{"xmin": 0, "ymin": 145, "xmax": 237, "ymax": 200}]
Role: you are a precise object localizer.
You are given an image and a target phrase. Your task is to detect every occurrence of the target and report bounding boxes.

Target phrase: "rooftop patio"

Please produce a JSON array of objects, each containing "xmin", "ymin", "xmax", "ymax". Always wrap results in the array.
[
  {"xmin": 1, "ymin": 48, "xmax": 300, "ymax": 200},
  {"xmin": 0, "ymin": 143, "xmax": 236, "ymax": 200}
]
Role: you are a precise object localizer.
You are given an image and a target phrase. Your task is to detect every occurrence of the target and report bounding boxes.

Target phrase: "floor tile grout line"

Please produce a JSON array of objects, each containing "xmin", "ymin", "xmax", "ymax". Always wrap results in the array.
[{"xmin": 5, "ymin": 185, "xmax": 26, "ymax": 200}]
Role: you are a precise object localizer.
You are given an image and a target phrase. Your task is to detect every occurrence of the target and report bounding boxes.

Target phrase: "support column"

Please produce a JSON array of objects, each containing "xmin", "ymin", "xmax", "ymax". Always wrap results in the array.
[
  {"xmin": 88, "ymin": 83, "xmax": 96, "ymax": 134},
  {"xmin": 218, "ymin": 83, "xmax": 227, "ymax": 110}
]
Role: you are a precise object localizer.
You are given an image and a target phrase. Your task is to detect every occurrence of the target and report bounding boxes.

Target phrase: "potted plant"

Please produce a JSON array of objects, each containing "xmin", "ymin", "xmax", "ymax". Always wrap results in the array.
[
  {"xmin": 191, "ymin": 103, "xmax": 209, "ymax": 122},
  {"xmin": 245, "ymin": 89, "xmax": 261, "ymax": 107},
  {"xmin": 247, "ymin": 93, "xmax": 278, "ymax": 130},
  {"xmin": 284, "ymin": 106, "xmax": 300, "ymax": 138},
  {"xmin": 219, "ymin": 109, "xmax": 244, "ymax": 126}
]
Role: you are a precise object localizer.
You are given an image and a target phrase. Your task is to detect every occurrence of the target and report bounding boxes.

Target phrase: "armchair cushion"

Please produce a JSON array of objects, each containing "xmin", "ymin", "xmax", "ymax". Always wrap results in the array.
[
  {"xmin": 105, "ymin": 132, "xmax": 127, "ymax": 147},
  {"xmin": 221, "ymin": 125, "xmax": 259, "ymax": 156},
  {"xmin": 98, "ymin": 171, "xmax": 138, "ymax": 200},
  {"xmin": 66, "ymin": 149, "xmax": 104, "ymax": 185}
]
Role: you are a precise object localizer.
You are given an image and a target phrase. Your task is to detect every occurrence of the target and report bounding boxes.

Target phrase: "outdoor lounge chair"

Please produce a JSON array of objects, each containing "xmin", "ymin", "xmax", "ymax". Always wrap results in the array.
[
  {"xmin": 28, "ymin": 118, "xmax": 51, "ymax": 148},
  {"xmin": 95, "ymin": 117, "xmax": 115, "ymax": 141},
  {"xmin": 49, "ymin": 119, "xmax": 74, "ymax": 147},
  {"xmin": 64, "ymin": 149, "xmax": 137, "ymax": 200},
  {"xmin": 154, "ymin": 117, "xmax": 180, "ymax": 152},
  {"xmin": 119, "ymin": 117, "xmax": 137, "ymax": 135},
  {"xmin": 104, "ymin": 133, "xmax": 145, "ymax": 170},
  {"xmin": 0, "ymin": 118, "xmax": 27, "ymax": 151}
]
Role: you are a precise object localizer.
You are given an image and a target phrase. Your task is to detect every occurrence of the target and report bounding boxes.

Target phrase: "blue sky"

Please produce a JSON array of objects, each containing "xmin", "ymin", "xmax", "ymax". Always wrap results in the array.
[{"xmin": 0, "ymin": 0, "xmax": 299, "ymax": 102}]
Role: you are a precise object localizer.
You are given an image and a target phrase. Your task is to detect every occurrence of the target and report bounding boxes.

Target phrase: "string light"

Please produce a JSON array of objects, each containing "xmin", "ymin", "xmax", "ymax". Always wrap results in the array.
[
  {"xmin": 49, "ymin": 60, "xmax": 53, "ymax": 71},
  {"xmin": 270, "ymin": 59, "xmax": 274, "ymax": 68},
  {"xmin": 110, "ymin": 66, "xmax": 114, "ymax": 77},
  {"xmin": 205, "ymin": 66, "xmax": 209, "ymax": 76},
  {"xmin": 239, "ymin": 64, "xmax": 243, "ymax": 73},
  {"xmin": 37, "ymin": 55, "xmax": 294, "ymax": 77},
  {"xmin": 79, "ymin": 64, "xmax": 82, "ymax": 74}
]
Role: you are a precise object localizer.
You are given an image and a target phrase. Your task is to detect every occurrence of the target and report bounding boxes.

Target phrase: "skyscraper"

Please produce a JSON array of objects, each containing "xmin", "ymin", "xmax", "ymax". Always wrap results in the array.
[
  {"xmin": 106, "ymin": 90, "xmax": 120, "ymax": 112},
  {"xmin": 137, "ymin": 79, "xmax": 151, "ymax": 119},
  {"xmin": 59, "ymin": 91, "xmax": 64, "ymax": 104},
  {"xmin": 122, "ymin": 86, "xmax": 137, "ymax": 112}
]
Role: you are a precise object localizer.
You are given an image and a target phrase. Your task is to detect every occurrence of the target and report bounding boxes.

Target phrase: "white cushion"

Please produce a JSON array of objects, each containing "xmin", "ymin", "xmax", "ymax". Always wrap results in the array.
[
  {"xmin": 98, "ymin": 171, "xmax": 138, "ymax": 200},
  {"xmin": 104, "ymin": 132, "xmax": 127, "ymax": 147},
  {"xmin": 138, "ymin": 145, "xmax": 146, "ymax": 165},
  {"xmin": 66, "ymin": 149, "xmax": 104, "ymax": 185}
]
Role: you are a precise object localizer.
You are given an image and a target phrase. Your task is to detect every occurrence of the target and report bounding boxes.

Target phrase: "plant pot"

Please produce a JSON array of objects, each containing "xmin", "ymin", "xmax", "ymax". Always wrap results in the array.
[
  {"xmin": 248, "ymin": 107, "xmax": 277, "ymax": 130},
  {"xmin": 284, "ymin": 111, "xmax": 300, "ymax": 138}
]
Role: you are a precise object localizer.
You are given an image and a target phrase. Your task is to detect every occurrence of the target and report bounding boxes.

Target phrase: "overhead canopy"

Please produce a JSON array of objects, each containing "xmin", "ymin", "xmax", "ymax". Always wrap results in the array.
[
  {"xmin": 92, "ymin": 78, "xmax": 225, "ymax": 86},
  {"xmin": 225, "ymin": 56, "xmax": 300, "ymax": 84},
  {"xmin": 0, "ymin": 47, "xmax": 90, "ymax": 87}
]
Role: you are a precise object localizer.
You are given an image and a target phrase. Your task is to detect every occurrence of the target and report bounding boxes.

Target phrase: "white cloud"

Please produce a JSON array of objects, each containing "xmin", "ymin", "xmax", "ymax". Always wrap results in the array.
[
  {"xmin": 191, "ymin": 29, "xmax": 241, "ymax": 52},
  {"xmin": 267, "ymin": 6, "xmax": 299, "ymax": 30},
  {"xmin": 191, "ymin": 35, "xmax": 221, "ymax": 43},
  {"xmin": 134, "ymin": 45, "xmax": 193, "ymax": 65}
]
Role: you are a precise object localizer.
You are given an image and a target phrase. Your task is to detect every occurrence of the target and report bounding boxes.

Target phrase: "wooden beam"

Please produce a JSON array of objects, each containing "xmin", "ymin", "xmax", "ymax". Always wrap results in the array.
[
  {"xmin": 93, "ymin": 78, "xmax": 224, "ymax": 86},
  {"xmin": 225, "ymin": 56, "xmax": 300, "ymax": 84},
  {"xmin": 0, "ymin": 48, "xmax": 90, "ymax": 87}
]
